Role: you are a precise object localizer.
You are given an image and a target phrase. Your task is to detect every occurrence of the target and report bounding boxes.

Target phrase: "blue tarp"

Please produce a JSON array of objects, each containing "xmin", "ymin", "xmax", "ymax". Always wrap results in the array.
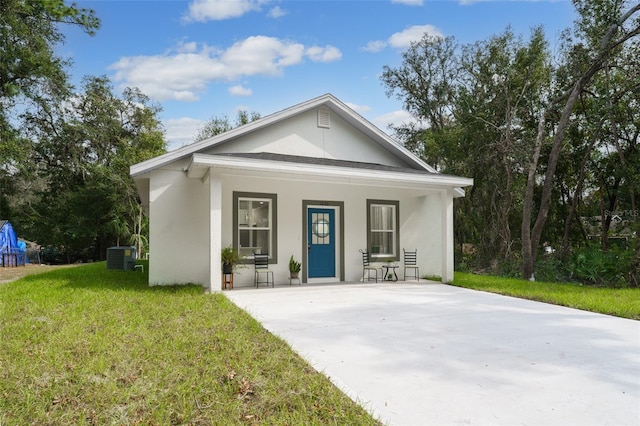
[{"xmin": 0, "ymin": 220, "xmax": 26, "ymax": 267}]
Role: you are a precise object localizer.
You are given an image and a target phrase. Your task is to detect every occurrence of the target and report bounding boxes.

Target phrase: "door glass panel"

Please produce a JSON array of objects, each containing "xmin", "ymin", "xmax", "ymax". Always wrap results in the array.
[{"xmin": 312, "ymin": 213, "xmax": 330, "ymax": 245}]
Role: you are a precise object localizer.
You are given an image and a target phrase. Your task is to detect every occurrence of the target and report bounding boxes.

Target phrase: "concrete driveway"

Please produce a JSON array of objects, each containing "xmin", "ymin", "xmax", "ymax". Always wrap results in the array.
[{"xmin": 225, "ymin": 282, "xmax": 640, "ymax": 425}]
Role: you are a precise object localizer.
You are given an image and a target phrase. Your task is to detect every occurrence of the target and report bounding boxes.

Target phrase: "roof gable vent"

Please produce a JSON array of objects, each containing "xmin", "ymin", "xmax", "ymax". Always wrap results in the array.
[{"xmin": 317, "ymin": 108, "xmax": 330, "ymax": 128}]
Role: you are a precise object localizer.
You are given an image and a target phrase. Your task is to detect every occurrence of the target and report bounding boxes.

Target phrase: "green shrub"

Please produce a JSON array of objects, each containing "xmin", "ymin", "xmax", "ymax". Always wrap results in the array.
[{"xmin": 569, "ymin": 246, "xmax": 632, "ymax": 287}]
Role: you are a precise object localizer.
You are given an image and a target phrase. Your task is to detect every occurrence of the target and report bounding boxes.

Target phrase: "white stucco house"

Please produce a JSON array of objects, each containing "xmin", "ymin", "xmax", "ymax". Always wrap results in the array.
[{"xmin": 130, "ymin": 94, "xmax": 473, "ymax": 291}]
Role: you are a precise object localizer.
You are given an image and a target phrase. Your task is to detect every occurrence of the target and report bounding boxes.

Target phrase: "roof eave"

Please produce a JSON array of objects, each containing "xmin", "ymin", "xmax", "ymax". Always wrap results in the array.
[{"xmin": 187, "ymin": 153, "xmax": 473, "ymax": 190}]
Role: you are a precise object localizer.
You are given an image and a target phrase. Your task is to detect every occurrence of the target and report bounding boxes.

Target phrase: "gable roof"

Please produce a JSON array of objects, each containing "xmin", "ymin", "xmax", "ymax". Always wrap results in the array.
[{"xmin": 131, "ymin": 93, "xmax": 437, "ymax": 177}]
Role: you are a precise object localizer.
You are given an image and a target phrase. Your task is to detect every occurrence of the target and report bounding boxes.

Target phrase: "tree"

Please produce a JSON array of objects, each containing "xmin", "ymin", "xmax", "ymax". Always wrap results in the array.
[
  {"xmin": 381, "ymin": 29, "xmax": 552, "ymax": 267},
  {"xmin": 457, "ymin": 27, "xmax": 552, "ymax": 261},
  {"xmin": 0, "ymin": 0, "xmax": 98, "ymax": 101},
  {"xmin": 521, "ymin": 0, "xmax": 640, "ymax": 280},
  {"xmin": 381, "ymin": 1, "xmax": 640, "ymax": 284},
  {"xmin": 14, "ymin": 76, "xmax": 166, "ymax": 259},
  {"xmin": 194, "ymin": 110, "xmax": 261, "ymax": 142},
  {"xmin": 0, "ymin": 0, "xmax": 99, "ymax": 218}
]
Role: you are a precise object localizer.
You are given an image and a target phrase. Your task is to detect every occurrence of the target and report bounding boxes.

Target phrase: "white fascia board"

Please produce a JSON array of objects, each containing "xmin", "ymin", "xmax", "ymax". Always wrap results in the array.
[{"xmin": 186, "ymin": 154, "xmax": 473, "ymax": 189}]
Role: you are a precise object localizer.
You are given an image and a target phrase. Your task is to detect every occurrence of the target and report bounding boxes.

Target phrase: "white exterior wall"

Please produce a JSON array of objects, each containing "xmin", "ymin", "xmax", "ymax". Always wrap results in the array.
[
  {"xmin": 148, "ymin": 166, "xmax": 448, "ymax": 288},
  {"xmin": 203, "ymin": 109, "xmax": 409, "ymax": 168},
  {"xmin": 222, "ymin": 176, "xmax": 446, "ymax": 287},
  {"xmin": 148, "ymin": 164, "xmax": 210, "ymax": 286}
]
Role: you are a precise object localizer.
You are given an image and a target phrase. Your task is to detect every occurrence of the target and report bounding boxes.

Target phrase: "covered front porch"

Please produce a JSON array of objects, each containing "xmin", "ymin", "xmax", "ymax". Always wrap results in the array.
[{"xmin": 184, "ymin": 153, "xmax": 470, "ymax": 292}]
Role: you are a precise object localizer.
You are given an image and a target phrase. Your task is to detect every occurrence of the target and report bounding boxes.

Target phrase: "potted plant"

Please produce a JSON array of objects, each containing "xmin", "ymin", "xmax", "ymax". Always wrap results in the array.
[
  {"xmin": 289, "ymin": 255, "xmax": 301, "ymax": 278},
  {"xmin": 221, "ymin": 246, "xmax": 240, "ymax": 274}
]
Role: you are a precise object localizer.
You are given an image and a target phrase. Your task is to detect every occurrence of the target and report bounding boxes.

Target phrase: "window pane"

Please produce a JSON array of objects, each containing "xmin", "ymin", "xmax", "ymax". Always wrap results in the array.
[
  {"xmin": 371, "ymin": 231, "xmax": 394, "ymax": 255},
  {"xmin": 371, "ymin": 205, "xmax": 394, "ymax": 231},
  {"xmin": 383, "ymin": 206, "xmax": 394, "ymax": 230},
  {"xmin": 238, "ymin": 229, "xmax": 271, "ymax": 257},
  {"xmin": 371, "ymin": 206, "xmax": 382, "ymax": 229},
  {"xmin": 250, "ymin": 201, "xmax": 270, "ymax": 227},
  {"xmin": 238, "ymin": 200, "xmax": 250, "ymax": 225}
]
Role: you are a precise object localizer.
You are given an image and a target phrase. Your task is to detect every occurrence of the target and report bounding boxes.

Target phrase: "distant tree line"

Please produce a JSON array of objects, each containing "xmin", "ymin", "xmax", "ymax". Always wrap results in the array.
[{"xmin": 381, "ymin": 0, "xmax": 640, "ymax": 286}]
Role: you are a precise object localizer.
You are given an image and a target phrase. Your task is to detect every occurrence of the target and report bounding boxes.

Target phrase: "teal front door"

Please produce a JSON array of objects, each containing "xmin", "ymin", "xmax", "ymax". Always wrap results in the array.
[{"xmin": 308, "ymin": 208, "xmax": 335, "ymax": 278}]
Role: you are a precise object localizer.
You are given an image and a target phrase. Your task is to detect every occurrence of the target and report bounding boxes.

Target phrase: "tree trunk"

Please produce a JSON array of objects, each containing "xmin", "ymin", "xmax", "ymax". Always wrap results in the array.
[
  {"xmin": 522, "ymin": 113, "xmax": 546, "ymax": 281},
  {"xmin": 522, "ymin": 2, "xmax": 640, "ymax": 280}
]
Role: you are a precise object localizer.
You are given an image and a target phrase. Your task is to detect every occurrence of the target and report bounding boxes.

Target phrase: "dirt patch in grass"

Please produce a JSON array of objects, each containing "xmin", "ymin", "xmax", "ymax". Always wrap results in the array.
[{"xmin": 0, "ymin": 264, "xmax": 80, "ymax": 285}]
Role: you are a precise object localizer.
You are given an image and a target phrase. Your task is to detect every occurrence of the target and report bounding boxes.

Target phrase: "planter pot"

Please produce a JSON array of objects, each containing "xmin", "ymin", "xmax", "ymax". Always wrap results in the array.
[
  {"xmin": 222, "ymin": 263, "xmax": 233, "ymax": 274},
  {"xmin": 289, "ymin": 271, "xmax": 299, "ymax": 279}
]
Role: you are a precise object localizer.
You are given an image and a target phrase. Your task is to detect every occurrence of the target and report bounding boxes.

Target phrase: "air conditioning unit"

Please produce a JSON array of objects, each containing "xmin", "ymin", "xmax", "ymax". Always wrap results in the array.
[{"xmin": 107, "ymin": 246, "xmax": 137, "ymax": 271}]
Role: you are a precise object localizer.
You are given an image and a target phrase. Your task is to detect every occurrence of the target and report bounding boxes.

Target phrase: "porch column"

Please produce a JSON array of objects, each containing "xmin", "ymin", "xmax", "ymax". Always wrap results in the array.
[
  {"xmin": 208, "ymin": 169, "xmax": 222, "ymax": 292},
  {"xmin": 440, "ymin": 189, "xmax": 454, "ymax": 283}
]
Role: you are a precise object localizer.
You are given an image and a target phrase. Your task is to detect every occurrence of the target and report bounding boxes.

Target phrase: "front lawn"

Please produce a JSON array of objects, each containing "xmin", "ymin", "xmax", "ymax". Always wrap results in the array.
[
  {"xmin": 452, "ymin": 272, "xmax": 640, "ymax": 320},
  {"xmin": 0, "ymin": 263, "xmax": 380, "ymax": 425}
]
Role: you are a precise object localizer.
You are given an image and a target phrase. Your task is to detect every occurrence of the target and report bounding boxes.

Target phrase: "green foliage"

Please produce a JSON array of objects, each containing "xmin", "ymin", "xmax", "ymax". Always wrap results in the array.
[
  {"xmin": 384, "ymin": 3, "xmax": 640, "ymax": 280},
  {"xmin": 10, "ymin": 76, "xmax": 166, "ymax": 259},
  {"xmin": 0, "ymin": 263, "xmax": 380, "ymax": 425},
  {"xmin": 0, "ymin": 0, "xmax": 99, "ymax": 101},
  {"xmin": 569, "ymin": 246, "xmax": 633, "ymax": 287},
  {"xmin": 0, "ymin": 0, "xmax": 100, "ymax": 216},
  {"xmin": 221, "ymin": 246, "xmax": 241, "ymax": 271},
  {"xmin": 288, "ymin": 255, "xmax": 301, "ymax": 273},
  {"xmin": 457, "ymin": 242, "xmax": 639, "ymax": 288},
  {"xmin": 194, "ymin": 110, "xmax": 261, "ymax": 143}
]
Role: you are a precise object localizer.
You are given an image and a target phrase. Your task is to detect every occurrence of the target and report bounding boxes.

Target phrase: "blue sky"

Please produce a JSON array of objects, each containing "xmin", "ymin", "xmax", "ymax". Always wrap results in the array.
[{"xmin": 61, "ymin": 0, "xmax": 576, "ymax": 151}]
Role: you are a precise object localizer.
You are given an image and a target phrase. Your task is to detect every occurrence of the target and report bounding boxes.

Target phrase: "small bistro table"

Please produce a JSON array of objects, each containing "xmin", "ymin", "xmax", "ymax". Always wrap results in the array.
[{"xmin": 382, "ymin": 264, "xmax": 399, "ymax": 282}]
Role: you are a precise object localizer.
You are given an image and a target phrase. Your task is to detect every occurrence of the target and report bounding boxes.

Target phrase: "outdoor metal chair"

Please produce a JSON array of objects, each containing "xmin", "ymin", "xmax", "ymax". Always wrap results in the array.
[
  {"xmin": 360, "ymin": 249, "xmax": 382, "ymax": 283},
  {"xmin": 403, "ymin": 249, "xmax": 419, "ymax": 281},
  {"xmin": 253, "ymin": 253, "xmax": 274, "ymax": 287}
]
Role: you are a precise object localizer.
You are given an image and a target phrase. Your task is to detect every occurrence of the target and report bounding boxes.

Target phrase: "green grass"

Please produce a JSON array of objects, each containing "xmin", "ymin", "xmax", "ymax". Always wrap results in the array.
[
  {"xmin": 452, "ymin": 272, "xmax": 640, "ymax": 320},
  {"xmin": 0, "ymin": 263, "xmax": 381, "ymax": 425}
]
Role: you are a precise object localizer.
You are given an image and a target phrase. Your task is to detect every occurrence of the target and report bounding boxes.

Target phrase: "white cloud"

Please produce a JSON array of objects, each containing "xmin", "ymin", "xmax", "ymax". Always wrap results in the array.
[
  {"xmin": 183, "ymin": 0, "xmax": 265, "ymax": 22},
  {"xmin": 345, "ymin": 102, "xmax": 371, "ymax": 114},
  {"xmin": 388, "ymin": 24, "xmax": 443, "ymax": 49},
  {"xmin": 229, "ymin": 85, "xmax": 252, "ymax": 96},
  {"xmin": 164, "ymin": 117, "xmax": 204, "ymax": 151},
  {"xmin": 109, "ymin": 37, "xmax": 342, "ymax": 102},
  {"xmin": 305, "ymin": 45, "xmax": 342, "ymax": 62},
  {"xmin": 220, "ymin": 36, "xmax": 304, "ymax": 75},
  {"xmin": 391, "ymin": 0, "xmax": 424, "ymax": 5},
  {"xmin": 373, "ymin": 109, "xmax": 418, "ymax": 131},
  {"xmin": 362, "ymin": 40, "xmax": 387, "ymax": 53},
  {"xmin": 364, "ymin": 24, "xmax": 443, "ymax": 52},
  {"xmin": 267, "ymin": 6, "xmax": 287, "ymax": 18}
]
